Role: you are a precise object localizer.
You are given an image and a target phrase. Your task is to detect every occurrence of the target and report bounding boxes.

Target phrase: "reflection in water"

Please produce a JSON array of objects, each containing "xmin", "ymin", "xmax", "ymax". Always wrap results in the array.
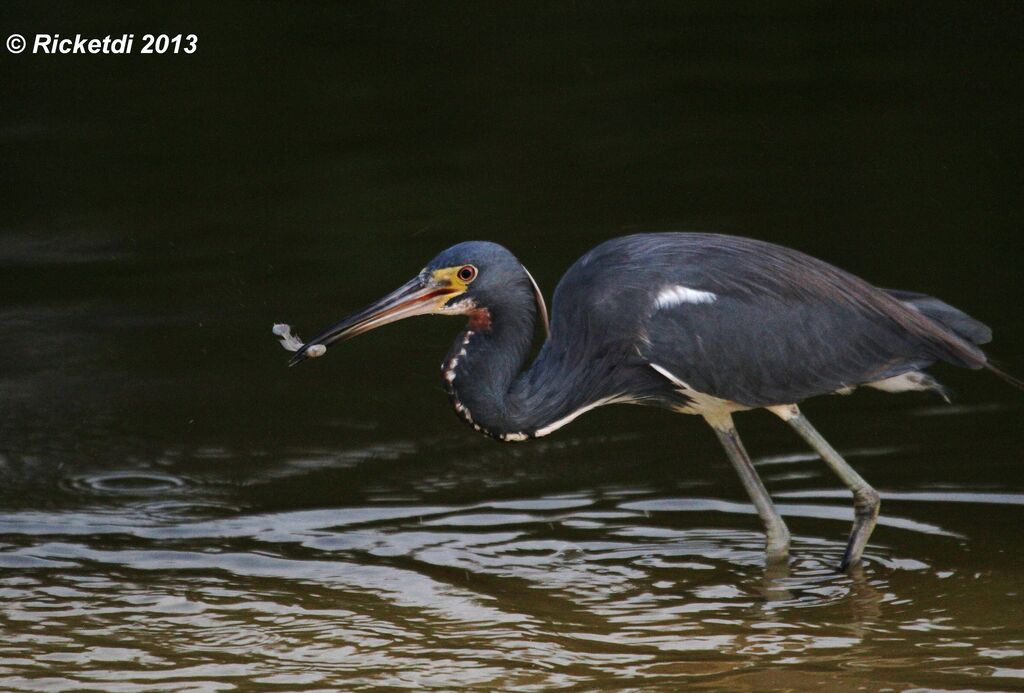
[{"xmin": 1, "ymin": 438, "xmax": 1023, "ymax": 690}]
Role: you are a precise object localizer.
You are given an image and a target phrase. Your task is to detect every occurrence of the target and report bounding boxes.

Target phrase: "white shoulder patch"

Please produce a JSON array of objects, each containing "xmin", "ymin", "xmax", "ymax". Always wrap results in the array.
[{"xmin": 655, "ymin": 285, "xmax": 717, "ymax": 309}]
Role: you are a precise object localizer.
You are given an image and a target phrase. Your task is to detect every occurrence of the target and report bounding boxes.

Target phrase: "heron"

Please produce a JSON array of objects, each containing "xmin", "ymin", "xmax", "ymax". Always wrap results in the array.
[{"xmin": 281, "ymin": 233, "xmax": 1019, "ymax": 570}]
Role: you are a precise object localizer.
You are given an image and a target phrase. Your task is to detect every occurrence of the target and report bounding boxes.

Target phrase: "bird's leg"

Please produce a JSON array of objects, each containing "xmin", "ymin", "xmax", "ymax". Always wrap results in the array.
[
  {"xmin": 768, "ymin": 405, "xmax": 881, "ymax": 571},
  {"xmin": 706, "ymin": 412, "xmax": 791, "ymax": 562}
]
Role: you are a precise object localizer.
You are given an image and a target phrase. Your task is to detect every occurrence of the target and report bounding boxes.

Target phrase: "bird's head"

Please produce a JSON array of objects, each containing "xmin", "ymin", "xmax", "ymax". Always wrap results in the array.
[{"xmin": 287, "ymin": 241, "xmax": 548, "ymax": 366}]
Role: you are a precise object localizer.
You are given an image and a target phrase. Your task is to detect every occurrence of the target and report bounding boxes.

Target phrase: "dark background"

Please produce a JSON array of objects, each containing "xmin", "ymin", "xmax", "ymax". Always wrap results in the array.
[{"xmin": 1, "ymin": 0, "xmax": 1022, "ymax": 490}]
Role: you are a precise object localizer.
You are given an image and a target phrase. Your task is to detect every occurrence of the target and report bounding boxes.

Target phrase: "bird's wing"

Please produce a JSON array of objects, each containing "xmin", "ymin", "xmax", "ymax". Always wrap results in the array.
[
  {"xmin": 622, "ymin": 234, "xmax": 985, "ymax": 407},
  {"xmin": 548, "ymin": 233, "xmax": 985, "ymax": 407},
  {"xmin": 639, "ymin": 289, "xmax": 934, "ymax": 407}
]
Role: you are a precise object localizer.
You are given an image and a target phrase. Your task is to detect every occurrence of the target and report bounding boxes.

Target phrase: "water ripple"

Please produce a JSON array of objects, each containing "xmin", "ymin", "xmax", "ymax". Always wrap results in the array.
[
  {"xmin": 62, "ymin": 471, "xmax": 188, "ymax": 497},
  {"xmin": 0, "ymin": 462, "xmax": 1020, "ymax": 690}
]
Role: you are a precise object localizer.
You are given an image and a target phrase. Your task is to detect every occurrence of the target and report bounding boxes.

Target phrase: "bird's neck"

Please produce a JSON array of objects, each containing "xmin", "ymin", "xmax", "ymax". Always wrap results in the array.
[{"xmin": 442, "ymin": 292, "xmax": 618, "ymax": 440}]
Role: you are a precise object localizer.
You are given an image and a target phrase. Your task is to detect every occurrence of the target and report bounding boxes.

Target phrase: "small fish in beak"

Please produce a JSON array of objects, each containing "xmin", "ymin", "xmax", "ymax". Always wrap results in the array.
[
  {"xmin": 272, "ymin": 323, "xmax": 327, "ymax": 358},
  {"xmin": 276, "ymin": 270, "xmax": 474, "ymax": 367}
]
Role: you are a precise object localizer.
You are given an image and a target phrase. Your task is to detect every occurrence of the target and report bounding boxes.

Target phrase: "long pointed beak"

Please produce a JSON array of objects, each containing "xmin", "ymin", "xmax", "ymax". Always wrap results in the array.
[{"xmin": 288, "ymin": 276, "xmax": 460, "ymax": 366}]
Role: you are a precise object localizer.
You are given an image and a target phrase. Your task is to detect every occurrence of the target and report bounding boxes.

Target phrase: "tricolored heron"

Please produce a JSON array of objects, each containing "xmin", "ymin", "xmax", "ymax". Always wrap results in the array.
[{"xmin": 281, "ymin": 233, "xmax": 1018, "ymax": 570}]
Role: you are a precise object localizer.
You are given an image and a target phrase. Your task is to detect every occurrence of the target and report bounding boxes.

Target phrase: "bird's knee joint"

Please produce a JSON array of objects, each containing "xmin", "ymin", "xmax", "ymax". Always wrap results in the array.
[{"xmin": 853, "ymin": 487, "xmax": 880, "ymax": 517}]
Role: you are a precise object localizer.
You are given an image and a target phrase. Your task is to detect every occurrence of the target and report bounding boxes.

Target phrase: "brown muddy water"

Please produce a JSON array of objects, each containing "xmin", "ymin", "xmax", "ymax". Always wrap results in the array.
[{"xmin": 2, "ymin": 3, "xmax": 1023, "ymax": 690}]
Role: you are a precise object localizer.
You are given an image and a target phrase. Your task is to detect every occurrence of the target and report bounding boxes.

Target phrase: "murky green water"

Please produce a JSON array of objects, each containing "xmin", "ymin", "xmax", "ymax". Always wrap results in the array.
[{"xmin": 2, "ymin": 3, "xmax": 1023, "ymax": 690}]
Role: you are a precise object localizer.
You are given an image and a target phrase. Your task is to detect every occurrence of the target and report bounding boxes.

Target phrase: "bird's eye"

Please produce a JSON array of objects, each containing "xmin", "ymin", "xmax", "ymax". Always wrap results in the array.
[{"xmin": 457, "ymin": 265, "xmax": 477, "ymax": 283}]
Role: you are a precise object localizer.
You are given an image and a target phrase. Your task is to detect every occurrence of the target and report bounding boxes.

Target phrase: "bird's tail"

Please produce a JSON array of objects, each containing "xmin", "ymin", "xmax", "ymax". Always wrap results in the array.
[
  {"xmin": 884, "ymin": 289, "xmax": 992, "ymax": 346},
  {"xmin": 882, "ymin": 289, "xmax": 1020, "ymax": 392},
  {"xmin": 986, "ymin": 362, "xmax": 1024, "ymax": 391}
]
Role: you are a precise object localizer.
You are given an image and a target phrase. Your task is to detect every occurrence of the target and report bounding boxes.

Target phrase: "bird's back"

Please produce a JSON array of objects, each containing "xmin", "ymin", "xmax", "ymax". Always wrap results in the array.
[{"xmin": 548, "ymin": 233, "xmax": 990, "ymax": 407}]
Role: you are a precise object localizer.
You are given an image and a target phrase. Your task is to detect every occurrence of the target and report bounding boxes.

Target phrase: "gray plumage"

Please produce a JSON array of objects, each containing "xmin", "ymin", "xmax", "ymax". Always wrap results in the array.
[
  {"xmin": 884, "ymin": 288, "xmax": 993, "ymax": 346},
  {"xmin": 426, "ymin": 233, "xmax": 999, "ymax": 434},
  {"xmin": 561, "ymin": 233, "xmax": 989, "ymax": 409},
  {"xmin": 287, "ymin": 231, "xmax": 1014, "ymax": 569}
]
